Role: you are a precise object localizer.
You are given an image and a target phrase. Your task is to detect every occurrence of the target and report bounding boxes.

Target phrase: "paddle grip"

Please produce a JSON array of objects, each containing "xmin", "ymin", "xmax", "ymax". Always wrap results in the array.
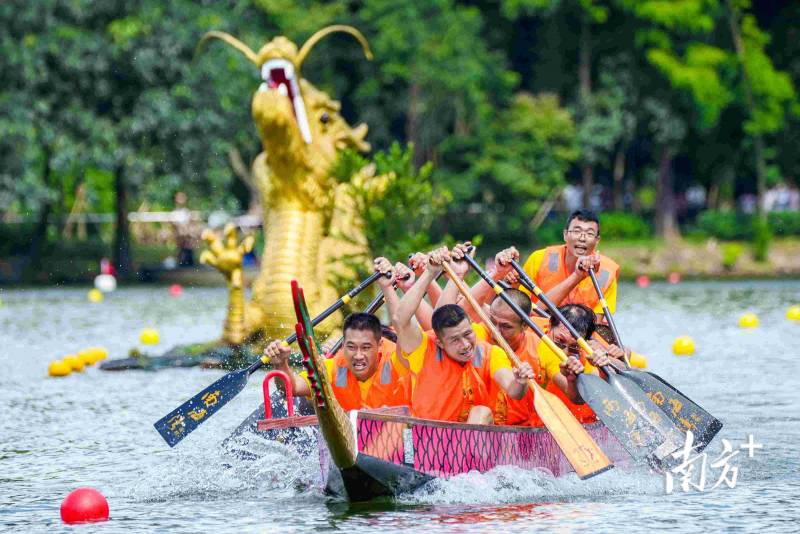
[{"xmin": 407, "ymin": 253, "xmax": 447, "ymax": 282}]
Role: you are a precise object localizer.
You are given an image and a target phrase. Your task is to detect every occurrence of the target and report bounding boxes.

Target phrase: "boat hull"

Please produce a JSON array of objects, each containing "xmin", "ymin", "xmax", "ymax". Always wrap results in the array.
[{"xmin": 257, "ymin": 406, "xmax": 628, "ymax": 501}]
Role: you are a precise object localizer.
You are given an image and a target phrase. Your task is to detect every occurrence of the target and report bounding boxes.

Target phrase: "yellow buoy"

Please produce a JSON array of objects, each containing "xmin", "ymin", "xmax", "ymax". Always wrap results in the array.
[
  {"xmin": 48, "ymin": 360, "xmax": 72, "ymax": 377},
  {"xmin": 738, "ymin": 313, "xmax": 759, "ymax": 329},
  {"xmin": 672, "ymin": 336, "xmax": 695, "ymax": 356},
  {"xmin": 629, "ymin": 352, "xmax": 648, "ymax": 369},
  {"xmin": 87, "ymin": 288, "xmax": 103, "ymax": 303},
  {"xmin": 62, "ymin": 354, "xmax": 85, "ymax": 372},
  {"xmin": 787, "ymin": 305, "xmax": 800, "ymax": 322},
  {"xmin": 78, "ymin": 347, "xmax": 108, "ymax": 365},
  {"xmin": 90, "ymin": 347, "xmax": 108, "ymax": 362},
  {"xmin": 78, "ymin": 349, "xmax": 96, "ymax": 366},
  {"xmin": 140, "ymin": 328, "xmax": 160, "ymax": 345}
]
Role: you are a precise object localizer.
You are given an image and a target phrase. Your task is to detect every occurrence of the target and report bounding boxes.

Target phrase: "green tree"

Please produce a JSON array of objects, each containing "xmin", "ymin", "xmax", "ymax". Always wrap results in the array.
[
  {"xmin": 449, "ymin": 93, "xmax": 578, "ymax": 247},
  {"xmin": 723, "ymin": 0, "xmax": 796, "ymax": 260},
  {"xmin": 0, "ymin": 1, "xmax": 268, "ymax": 276}
]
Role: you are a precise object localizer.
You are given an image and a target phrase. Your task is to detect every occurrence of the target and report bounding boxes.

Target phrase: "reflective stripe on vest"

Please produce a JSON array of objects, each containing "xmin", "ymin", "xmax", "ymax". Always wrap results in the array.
[
  {"xmin": 548, "ymin": 251, "xmax": 560, "ymax": 272},
  {"xmin": 472, "ymin": 344, "xmax": 484, "ymax": 368},
  {"xmin": 336, "ymin": 365, "xmax": 348, "ymax": 387},
  {"xmin": 380, "ymin": 360, "xmax": 392, "ymax": 385},
  {"xmin": 597, "ymin": 268, "xmax": 610, "ymax": 289}
]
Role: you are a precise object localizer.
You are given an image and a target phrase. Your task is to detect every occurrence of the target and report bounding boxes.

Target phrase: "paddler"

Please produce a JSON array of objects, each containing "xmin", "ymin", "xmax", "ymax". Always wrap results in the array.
[
  {"xmin": 477, "ymin": 290, "xmax": 587, "ymax": 426},
  {"xmin": 542, "ymin": 303, "xmax": 627, "ymax": 423},
  {"xmin": 392, "ymin": 244, "xmax": 536, "ymax": 424},
  {"xmin": 520, "ymin": 209, "xmax": 620, "ymax": 318},
  {"xmin": 265, "ymin": 276, "xmax": 409, "ymax": 411}
]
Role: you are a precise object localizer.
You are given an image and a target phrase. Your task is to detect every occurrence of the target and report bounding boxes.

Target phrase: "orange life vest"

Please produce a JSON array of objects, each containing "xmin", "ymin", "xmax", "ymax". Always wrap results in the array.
[
  {"xmin": 477, "ymin": 320, "xmax": 597, "ymax": 425},
  {"xmin": 328, "ymin": 339, "xmax": 406, "ymax": 411},
  {"xmin": 532, "ymin": 245, "xmax": 619, "ymax": 310},
  {"xmin": 410, "ymin": 336, "xmax": 495, "ymax": 422},
  {"xmin": 490, "ymin": 330, "xmax": 543, "ymax": 426},
  {"xmin": 543, "ymin": 357, "xmax": 598, "ymax": 424}
]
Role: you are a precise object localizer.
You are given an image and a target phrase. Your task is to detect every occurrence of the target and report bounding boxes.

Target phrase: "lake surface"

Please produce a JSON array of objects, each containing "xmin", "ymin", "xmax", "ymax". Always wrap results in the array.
[{"xmin": 1, "ymin": 281, "xmax": 799, "ymax": 532}]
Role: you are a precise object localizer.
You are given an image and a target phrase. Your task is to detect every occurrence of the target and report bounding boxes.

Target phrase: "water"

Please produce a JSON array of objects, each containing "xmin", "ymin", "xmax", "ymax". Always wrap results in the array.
[{"xmin": 1, "ymin": 281, "xmax": 799, "ymax": 532}]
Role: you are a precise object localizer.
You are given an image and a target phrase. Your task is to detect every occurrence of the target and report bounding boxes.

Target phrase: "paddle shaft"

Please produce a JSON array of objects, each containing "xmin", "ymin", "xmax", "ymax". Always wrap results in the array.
[
  {"xmin": 588, "ymin": 268, "xmax": 624, "ymax": 348},
  {"xmin": 510, "ymin": 259, "xmax": 607, "ymax": 360},
  {"xmin": 500, "ymin": 276, "xmax": 549, "ymax": 318},
  {"xmin": 461, "ymin": 254, "xmax": 574, "ymax": 365}
]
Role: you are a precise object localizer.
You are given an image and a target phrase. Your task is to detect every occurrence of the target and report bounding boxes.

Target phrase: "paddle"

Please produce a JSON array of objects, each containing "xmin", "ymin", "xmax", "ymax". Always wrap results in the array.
[
  {"xmin": 153, "ymin": 271, "xmax": 387, "ymax": 447},
  {"xmin": 441, "ymin": 260, "xmax": 613, "ymax": 479},
  {"xmin": 586, "ymin": 268, "xmax": 723, "ymax": 451},
  {"xmin": 498, "ymin": 279, "xmax": 550, "ymax": 319},
  {"xmin": 465, "ymin": 253, "xmax": 683, "ymax": 466}
]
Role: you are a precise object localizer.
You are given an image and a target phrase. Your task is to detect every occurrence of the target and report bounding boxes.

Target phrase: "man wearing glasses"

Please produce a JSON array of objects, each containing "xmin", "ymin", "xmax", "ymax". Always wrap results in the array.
[{"xmin": 520, "ymin": 209, "xmax": 620, "ymax": 318}]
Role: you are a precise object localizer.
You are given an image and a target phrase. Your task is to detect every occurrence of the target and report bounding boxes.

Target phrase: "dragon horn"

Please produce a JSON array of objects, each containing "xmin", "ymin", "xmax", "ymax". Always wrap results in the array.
[
  {"xmin": 196, "ymin": 31, "xmax": 258, "ymax": 64},
  {"xmin": 296, "ymin": 25, "xmax": 373, "ymax": 69}
]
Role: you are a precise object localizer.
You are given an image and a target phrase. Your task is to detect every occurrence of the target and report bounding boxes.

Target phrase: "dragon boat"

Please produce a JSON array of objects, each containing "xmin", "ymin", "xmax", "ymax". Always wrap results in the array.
[{"xmin": 248, "ymin": 281, "xmax": 629, "ymax": 502}]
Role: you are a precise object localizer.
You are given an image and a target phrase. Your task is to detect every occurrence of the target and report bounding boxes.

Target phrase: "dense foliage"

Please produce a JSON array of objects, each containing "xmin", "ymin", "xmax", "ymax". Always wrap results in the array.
[{"xmin": 1, "ymin": 0, "xmax": 798, "ymax": 273}]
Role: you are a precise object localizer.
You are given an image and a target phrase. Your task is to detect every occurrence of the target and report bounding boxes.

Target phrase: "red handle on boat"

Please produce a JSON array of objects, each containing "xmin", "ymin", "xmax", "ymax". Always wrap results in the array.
[{"xmin": 262, "ymin": 370, "xmax": 294, "ymax": 419}]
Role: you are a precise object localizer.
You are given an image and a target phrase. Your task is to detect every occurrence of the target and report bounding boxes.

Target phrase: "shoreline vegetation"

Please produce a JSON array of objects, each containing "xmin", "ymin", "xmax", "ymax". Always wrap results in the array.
[{"xmin": 2, "ymin": 237, "xmax": 799, "ymax": 286}]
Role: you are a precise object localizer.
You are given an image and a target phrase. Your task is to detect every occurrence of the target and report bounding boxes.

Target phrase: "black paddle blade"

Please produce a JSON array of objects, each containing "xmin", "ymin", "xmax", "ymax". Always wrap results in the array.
[
  {"xmin": 608, "ymin": 372, "xmax": 687, "ymax": 461},
  {"xmin": 620, "ymin": 369, "xmax": 722, "ymax": 451},
  {"xmin": 577, "ymin": 373, "xmax": 681, "ymax": 466},
  {"xmin": 153, "ymin": 368, "xmax": 249, "ymax": 447}
]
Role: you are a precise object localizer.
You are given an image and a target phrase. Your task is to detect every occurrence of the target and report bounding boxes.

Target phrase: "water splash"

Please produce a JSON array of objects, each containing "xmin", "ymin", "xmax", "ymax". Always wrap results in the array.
[
  {"xmin": 127, "ymin": 428, "xmax": 320, "ymax": 503},
  {"xmin": 401, "ymin": 464, "xmax": 663, "ymax": 505}
]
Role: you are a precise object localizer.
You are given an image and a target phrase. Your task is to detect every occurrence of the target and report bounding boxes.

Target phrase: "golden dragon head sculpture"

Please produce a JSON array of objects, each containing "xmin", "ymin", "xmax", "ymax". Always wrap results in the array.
[
  {"xmin": 198, "ymin": 26, "xmax": 385, "ymax": 342},
  {"xmin": 199, "ymin": 26, "xmax": 373, "ymax": 209}
]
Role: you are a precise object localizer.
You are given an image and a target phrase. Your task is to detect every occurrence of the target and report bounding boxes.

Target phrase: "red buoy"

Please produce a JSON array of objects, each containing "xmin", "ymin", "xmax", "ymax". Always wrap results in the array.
[
  {"xmin": 169, "ymin": 284, "xmax": 183, "ymax": 297},
  {"xmin": 60, "ymin": 487, "xmax": 109, "ymax": 524},
  {"xmin": 668, "ymin": 272, "xmax": 681, "ymax": 284},
  {"xmin": 636, "ymin": 275, "xmax": 650, "ymax": 288}
]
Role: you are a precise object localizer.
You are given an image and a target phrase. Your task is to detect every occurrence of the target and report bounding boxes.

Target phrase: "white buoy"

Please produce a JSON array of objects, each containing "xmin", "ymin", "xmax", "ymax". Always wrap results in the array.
[{"xmin": 94, "ymin": 274, "xmax": 117, "ymax": 293}]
